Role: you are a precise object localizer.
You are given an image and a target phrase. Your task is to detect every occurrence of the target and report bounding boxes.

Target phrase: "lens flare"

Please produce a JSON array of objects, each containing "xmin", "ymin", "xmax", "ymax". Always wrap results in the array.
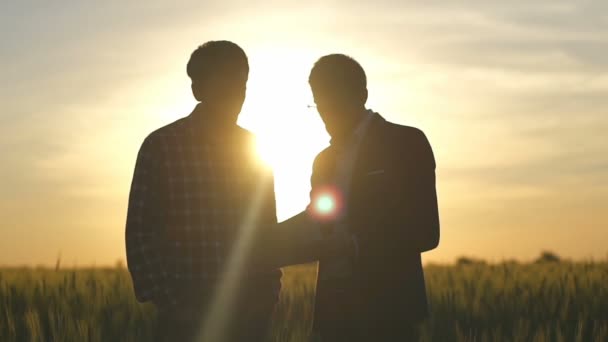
[
  {"xmin": 316, "ymin": 194, "xmax": 335, "ymax": 214},
  {"xmin": 309, "ymin": 185, "xmax": 344, "ymax": 222}
]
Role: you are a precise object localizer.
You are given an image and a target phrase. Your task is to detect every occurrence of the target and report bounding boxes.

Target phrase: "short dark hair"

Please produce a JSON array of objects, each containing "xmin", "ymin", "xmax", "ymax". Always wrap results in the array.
[
  {"xmin": 309, "ymin": 54, "xmax": 367, "ymax": 94},
  {"xmin": 187, "ymin": 41, "xmax": 249, "ymax": 82}
]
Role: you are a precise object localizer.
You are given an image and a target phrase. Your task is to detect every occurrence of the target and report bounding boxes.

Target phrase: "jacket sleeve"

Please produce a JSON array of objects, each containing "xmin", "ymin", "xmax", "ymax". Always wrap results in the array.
[
  {"xmin": 125, "ymin": 135, "xmax": 175, "ymax": 307},
  {"xmin": 396, "ymin": 129, "xmax": 440, "ymax": 253},
  {"xmin": 355, "ymin": 129, "xmax": 440, "ymax": 257},
  {"xmin": 249, "ymin": 153, "xmax": 331, "ymax": 268}
]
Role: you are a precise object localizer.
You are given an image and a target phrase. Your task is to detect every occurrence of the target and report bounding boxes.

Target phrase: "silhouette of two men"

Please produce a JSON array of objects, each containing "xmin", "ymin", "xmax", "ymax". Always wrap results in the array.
[{"xmin": 126, "ymin": 41, "xmax": 440, "ymax": 342}]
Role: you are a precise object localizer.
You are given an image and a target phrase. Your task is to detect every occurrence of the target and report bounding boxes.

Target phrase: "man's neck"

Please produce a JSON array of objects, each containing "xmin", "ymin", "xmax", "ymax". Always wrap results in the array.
[
  {"xmin": 194, "ymin": 102, "xmax": 238, "ymax": 125},
  {"xmin": 331, "ymin": 108, "xmax": 368, "ymax": 141}
]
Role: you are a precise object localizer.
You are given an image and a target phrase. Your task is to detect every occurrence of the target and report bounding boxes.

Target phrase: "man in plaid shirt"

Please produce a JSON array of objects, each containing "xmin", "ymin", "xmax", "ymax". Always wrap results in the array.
[{"xmin": 125, "ymin": 41, "xmax": 280, "ymax": 341}]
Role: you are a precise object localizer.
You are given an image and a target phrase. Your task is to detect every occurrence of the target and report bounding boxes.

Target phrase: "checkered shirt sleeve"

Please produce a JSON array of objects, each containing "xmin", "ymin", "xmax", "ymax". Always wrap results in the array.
[{"xmin": 125, "ymin": 135, "xmax": 175, "ymax": 306}]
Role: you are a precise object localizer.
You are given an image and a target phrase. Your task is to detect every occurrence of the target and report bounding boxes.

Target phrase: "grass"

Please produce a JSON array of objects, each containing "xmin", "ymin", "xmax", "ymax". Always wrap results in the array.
[{"xmin": 1, "ymin": 261, "xmax": 607, "ymax": 341}]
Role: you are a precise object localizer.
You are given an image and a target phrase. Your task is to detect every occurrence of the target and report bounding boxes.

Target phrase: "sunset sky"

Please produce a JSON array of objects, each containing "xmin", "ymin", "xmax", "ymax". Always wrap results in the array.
[{"xmin": 1, "ymin": 1, "xmax": 607, "ymax": 266}]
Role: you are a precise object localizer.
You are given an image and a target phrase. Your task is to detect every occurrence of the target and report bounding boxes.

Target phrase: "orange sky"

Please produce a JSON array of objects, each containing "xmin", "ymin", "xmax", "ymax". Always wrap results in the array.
[{"xmin": 1, "ymin": 1, "xmax": 607, "ymax": 266}]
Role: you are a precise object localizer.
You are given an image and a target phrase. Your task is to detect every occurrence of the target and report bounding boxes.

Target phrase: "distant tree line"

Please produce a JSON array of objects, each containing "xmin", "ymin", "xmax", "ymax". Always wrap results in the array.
[{"xmin": 456, "ymin": 250, "xmax": 563, "ymax": 266}]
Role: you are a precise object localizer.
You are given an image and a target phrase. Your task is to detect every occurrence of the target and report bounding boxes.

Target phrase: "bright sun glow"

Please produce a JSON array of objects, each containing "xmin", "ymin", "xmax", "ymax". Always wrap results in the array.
[
  {"xmin": 198, "ymin": 49, "xmax": 331, "ymax": 339},
  {"xmin": 238, "ymin": 47, "xmax": 330, "ymax": 220}
]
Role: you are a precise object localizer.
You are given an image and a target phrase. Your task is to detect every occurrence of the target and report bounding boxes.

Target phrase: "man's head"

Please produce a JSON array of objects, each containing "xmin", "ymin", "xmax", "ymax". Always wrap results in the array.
[
  {"xmin": 187, "ymin": 41, "xmax": 249, "ymax": 124},
  {"xmin": 309, "ymin": 54, "xmax": 368, "ymax": 138}
]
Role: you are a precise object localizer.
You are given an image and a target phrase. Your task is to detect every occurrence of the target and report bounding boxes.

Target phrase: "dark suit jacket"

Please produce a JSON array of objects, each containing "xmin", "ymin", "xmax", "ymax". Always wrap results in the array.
[{"xmin": 311, "ymin": 113, "xmax": 440, "ymax": 331}]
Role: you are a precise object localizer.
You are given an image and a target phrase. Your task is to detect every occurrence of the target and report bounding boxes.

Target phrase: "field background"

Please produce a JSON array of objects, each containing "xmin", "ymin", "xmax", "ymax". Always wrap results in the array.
[{"xmin": 1, "ymin": 260, "xmax": 607, "ymax": 342}]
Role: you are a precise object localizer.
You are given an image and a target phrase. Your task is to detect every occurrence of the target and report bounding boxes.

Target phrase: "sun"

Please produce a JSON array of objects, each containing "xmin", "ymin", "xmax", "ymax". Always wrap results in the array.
[
  {"xmin": 246, "ymin": 111, "xmax": 328, "ymax": 221},
  {"xmin": 238, "ymin": 47, "xmax": 329, "ymax": 220}
]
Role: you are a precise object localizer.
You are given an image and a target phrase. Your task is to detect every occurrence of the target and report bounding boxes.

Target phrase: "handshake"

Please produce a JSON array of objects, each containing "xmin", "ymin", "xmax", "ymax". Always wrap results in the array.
[{"xmin": 251, "ymin": 206, "xmax": 358, "ymax": 271}]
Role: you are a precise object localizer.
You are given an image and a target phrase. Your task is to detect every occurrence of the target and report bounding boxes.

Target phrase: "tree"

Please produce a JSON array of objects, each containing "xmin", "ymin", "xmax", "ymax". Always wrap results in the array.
[{"xmin": 535, "ymin": 250, "xmax": 561, "ymax": 263}]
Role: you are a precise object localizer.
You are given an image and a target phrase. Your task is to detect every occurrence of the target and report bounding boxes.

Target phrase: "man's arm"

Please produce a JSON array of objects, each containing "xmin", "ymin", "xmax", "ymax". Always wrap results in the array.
[
  {"xmin": 394, "ymin": 129, "xmax": 440, "ymax": 253},
  {"xmin": 259, "ymin": 168, "xmax": 278, "ymax": 227},
  {"xmin": 355, "ymin": 129, "xmax": 440, "ymax": 257},
  {"xmin": 125, "ymin": 135, "xmax": 175, "ymax": 307},
  {"xmin": 250, "ymin": 154, "xmax": 335, "ymax": 268}
]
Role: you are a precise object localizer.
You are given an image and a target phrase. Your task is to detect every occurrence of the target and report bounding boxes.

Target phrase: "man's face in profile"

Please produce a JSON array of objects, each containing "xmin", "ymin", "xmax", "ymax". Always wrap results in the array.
[{"xmin": 311, "ymin": 82, "xmax": 356, "ymax": 139}]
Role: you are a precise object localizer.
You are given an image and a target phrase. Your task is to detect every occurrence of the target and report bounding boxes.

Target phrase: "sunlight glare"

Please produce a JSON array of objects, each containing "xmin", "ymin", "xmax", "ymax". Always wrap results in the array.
[{"xmin": 238, "ymin": 47, "xmax": 330, "ymax": 220}]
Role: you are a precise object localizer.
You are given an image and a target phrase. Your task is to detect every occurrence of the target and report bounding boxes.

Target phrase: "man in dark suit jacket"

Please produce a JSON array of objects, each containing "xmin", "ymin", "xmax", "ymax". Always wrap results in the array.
[{"xmin": 306, "ymin": 54, "xmax": 440, "ymax": 341}]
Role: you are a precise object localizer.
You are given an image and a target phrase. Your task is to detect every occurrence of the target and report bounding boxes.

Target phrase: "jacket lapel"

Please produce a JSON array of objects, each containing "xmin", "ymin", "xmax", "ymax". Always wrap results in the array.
[{"xmin": 349, "ymin": 113, "xmax": 388, "ymax": 186}]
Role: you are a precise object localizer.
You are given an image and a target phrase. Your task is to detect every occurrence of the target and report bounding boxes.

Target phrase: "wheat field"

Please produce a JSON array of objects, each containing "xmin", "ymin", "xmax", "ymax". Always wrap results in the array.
[{"xmin": 1, "ymin": 261, "xmax": 607, "ymax": 341}]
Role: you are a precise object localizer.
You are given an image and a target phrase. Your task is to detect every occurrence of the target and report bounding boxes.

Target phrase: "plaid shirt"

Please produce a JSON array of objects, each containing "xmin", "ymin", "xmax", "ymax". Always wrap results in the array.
[{"xmin": 125, "ymin": 104, "xmax": 280, "ymax": 310}]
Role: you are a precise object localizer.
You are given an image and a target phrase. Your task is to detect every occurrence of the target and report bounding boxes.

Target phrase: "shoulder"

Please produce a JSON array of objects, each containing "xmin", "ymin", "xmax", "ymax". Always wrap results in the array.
[
  {"xmin": 312, "ymin": 146, "xmax": 332, "ymax": 170},
  {"xmin": 235, "ymin": 127, "xmax": 266, "ymax": 167},
  {"xmin": 235, "ymin": 126, "xmax": 257, "ymax": 145},
  {"xmin": 384, "ymin": 121, "xmax": 427, "ymax": 142},
  {"xmin": 137, "ymin": 117, "xmax": 190, "ymax": 159},
  {"xmin": 381, "ymin": 120, "xmax": 430, "ymax": 148},
  {"xmin": 383, "ymin": 120, "xmax": 435, "ymax": 167},
  {"xmin": 148, "ymin": 117, "xmax": 190, "ymax": 141},
  {"xmin": 143, "ymin": 116, "xmax": 192, "ymax": 145}
]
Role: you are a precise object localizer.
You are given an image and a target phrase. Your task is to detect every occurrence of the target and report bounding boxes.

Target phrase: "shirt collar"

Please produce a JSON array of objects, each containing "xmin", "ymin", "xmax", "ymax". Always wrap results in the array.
[{"xmin": 188, "ymin": 103, "xmax": 249, "ymax": 143}]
